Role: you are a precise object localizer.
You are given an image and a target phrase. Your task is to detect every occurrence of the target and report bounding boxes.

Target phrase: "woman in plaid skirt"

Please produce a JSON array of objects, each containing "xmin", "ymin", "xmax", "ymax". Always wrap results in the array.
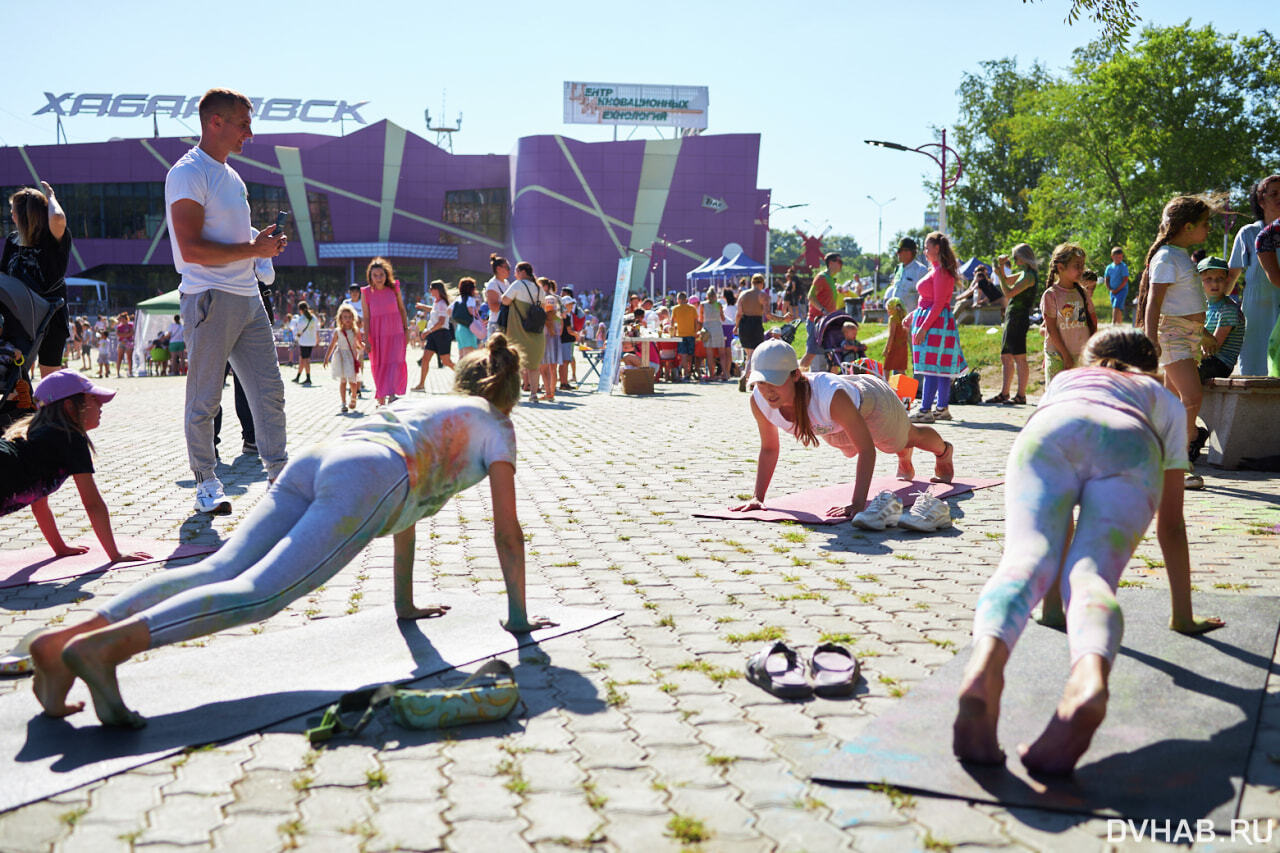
[{"xmin": 909, "ymin": 232, "xmax": 967, "ymax": 424}]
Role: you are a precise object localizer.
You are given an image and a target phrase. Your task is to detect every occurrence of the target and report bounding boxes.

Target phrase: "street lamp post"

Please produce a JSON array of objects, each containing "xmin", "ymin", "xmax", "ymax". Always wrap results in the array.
[
  {"xmin": 760, "ymin": 201, "xmax": 808, "ymax": 290},
  {"xmin": 864, "ymin": 130, "xmax": 963, "ymax": 235},
  {"xmin": 865, "ymin": 194, "xmax": 895, "ymax": 288},
  {"xmin": 656, "ymin": 235, "xmax": 694, "ymax": 300}
]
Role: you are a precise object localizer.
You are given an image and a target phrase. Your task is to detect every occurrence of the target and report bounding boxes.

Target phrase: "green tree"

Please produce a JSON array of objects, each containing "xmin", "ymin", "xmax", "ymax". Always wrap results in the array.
[
  {"xmin": 1024, "ymin": 0, "xmax": 1141, "ymax": 41},
  {"xmin": 948, "ymin": 58, "xmax": 1054, "ymax": 258}
]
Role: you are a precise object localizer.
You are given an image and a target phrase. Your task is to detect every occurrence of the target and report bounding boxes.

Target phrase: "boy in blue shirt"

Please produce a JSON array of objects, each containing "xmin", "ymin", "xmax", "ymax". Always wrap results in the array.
[
  {"xmin": 1103, "ymin": 247, "xmax": 1129, "ymax": 324},
  {"xmin": 1197, "ymin": 256, "xmax": 1244, "ymax": 383}
]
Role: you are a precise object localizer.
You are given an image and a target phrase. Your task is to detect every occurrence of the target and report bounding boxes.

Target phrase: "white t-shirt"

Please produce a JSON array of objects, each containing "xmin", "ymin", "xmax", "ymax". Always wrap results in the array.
[
  {"xmin": 752, "ymin": 372, "xmax": 864, "ymax": 437},
  {"xmin": 502, "ymin": 279, "xmax": 539, "ymax": 304},
  {"xmin": 341, "ymin": 298, "xmax": 363, "ymax": 321},
  {"xmin": 248, "ymin": 228, "xmax": 275, "ymax": 286},
  {"xmin": 427, "ymin": 298, "xmax": 451, "ymax": 331},
  {"xmin": 165, "ymin": 146, "xmax": 258, "ymax": 297},
  {"xmin": 291, "ymin": 313, "xmax": 318, "ymax": 346},
  {"xmin": 1148, "ymin": 245, "xmax": 1205, "ymax": 317},
  {"xmin": 484, "ymin": 277, "xmax": 506, "ymax": 301},
  {"xmin": 722, "ymin": 303, "xmax": 737, "ymax": 323},
  {"xmin": 1040, "ymin": 367, "xmax": 1188, "ymax": 470},
  {"xmin": 345, "ymin": 397, "xmax": 518, "ymax": 535},
  {"xmin": 167, "ymin": 322, "xmax": 184, "ymax": 344}
]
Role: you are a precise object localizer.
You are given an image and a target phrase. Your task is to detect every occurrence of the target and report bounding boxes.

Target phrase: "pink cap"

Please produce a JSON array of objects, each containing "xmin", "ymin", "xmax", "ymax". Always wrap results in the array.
[{"xmin": 33, "ymin": 370, "xmax": 117, "ymax": 406}]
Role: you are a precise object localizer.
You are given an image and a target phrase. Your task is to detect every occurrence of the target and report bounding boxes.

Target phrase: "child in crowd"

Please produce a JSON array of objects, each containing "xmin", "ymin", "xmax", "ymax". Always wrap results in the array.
[
  {"xmin": 1103, "ymin": 247, "xmax": 1130, "ymax": 325},
  {"xmin": 115, "ymin": 313, "xmax": 134, "ymax": 378},
  {"xmin": 0, "ymin": 372, "xmax": 149, "ymax": 563},
  {"xmin": 839, "ymin": 321, "xmax": 867, "ymax": 365},
  {"xmin": 1135, "ymin": 195, "xmax": 1214, "ymax": 490},
  {"xmin": 95, "ymin": 318, "xmax": 116, "ymax": 379},
  {"xmin": 149, "ymin": 335, "xmax": 169, "ymax": 376},
  {"xmin": 1081, "ymin": 269, "xmax": 1099, "ymax": 298},
  {"xmin": 881, "ymin": 298, "xmax": 910, "ymax": 378},
  {"xmin": 290, "ymin": 301, "xmax": 318, "ymax": 386},
  {"xmin": 1196, "ymin": 257, "xmax": 1244, "ymax": 383},
  {"xmin": 540, "ymin": 295, "xmax": 562, "ymax": 403},
  {"xmin": 953, "ymin": 327, "xmax": 1223, "ymax": 775},
  {"xmin": 30, "ymin": 336, "xmax": 554, "ymax": 726},
  {"xmin": 1040, "ymin": 243, "xmax": 1098, "ymax": 384},
  {"xmin": 989, "ymin": 244, "xmax": 1040, "ymax": 404},
  {"xmin": 558, "ymin": 296, "xmax": 579, "ymax": 389},
  {"xmin": 323, "ymin": 304, "xmax": 364, "ymax": 414},
  {"xmin": 78, "ymin": 319, "xmax": 94, "ymax": 371}
]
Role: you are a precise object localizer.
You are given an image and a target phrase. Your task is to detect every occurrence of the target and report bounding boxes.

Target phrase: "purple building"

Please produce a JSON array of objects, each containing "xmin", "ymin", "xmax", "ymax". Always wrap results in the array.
[{"xmin": 0, "ymin": 121, "xmax": 768, "ymax": 305}]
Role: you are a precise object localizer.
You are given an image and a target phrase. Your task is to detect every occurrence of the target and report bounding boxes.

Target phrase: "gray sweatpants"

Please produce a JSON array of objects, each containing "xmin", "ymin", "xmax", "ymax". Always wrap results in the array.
[
  {"xmin": 96, "ymin": 442, "xmax": 408, "ymax": 646},
  {"xmin": 181, "ymin": 289, "xmax": 288, "ymax": 482}
]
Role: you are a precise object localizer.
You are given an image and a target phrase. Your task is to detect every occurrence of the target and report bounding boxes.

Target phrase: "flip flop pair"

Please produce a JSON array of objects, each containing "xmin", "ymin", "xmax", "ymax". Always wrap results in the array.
[{"xmin": 746, "ymin": 641, "xmax": 859, "ymax": 699}]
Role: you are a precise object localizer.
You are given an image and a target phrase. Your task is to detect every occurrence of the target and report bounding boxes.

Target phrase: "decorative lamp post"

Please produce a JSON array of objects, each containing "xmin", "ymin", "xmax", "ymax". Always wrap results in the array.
[
  {"xmin": 865, "ymin": 194, "xmax": 895, "ymax": 287},
  {"xmin": 760, "ymin": 201, "xmax": 808, "ymax": 290},
  {"xmin": 864, "ymin": 130, "xmax": 963, "ymax": 235}
]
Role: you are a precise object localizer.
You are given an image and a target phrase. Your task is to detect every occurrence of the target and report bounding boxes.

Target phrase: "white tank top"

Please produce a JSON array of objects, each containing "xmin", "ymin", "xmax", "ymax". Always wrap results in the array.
[{"xmin": 752, "ymin": 372, "xmax": 868, "ymax": 437}]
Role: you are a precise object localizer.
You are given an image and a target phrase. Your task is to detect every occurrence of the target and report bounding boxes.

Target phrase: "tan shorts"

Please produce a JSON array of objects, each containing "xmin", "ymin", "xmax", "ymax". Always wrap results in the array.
[
  {"xmin": 1157, "ymin": 315, "xmax": 1202, "ymax": 366},
  {"xmin": 821, "ymin": 375, "xmax": 911, "ymax": 456}
]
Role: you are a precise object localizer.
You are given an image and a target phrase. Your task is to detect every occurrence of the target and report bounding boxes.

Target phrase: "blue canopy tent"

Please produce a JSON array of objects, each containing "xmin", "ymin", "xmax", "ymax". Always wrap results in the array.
[
  {"xmin": 687, "ymin": 251, "xmax": 766, "ymax": 284},
  {"xmin": 958, "ymin": 257, "xmax": 990, "ymax": 281},
  {"xmin": 685, "ymin": 255, "xmax": 724, "ymax": 281}
]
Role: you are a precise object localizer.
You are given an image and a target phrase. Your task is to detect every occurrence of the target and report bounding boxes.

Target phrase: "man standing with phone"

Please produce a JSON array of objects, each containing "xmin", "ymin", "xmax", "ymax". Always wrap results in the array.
[{"xmin": 166, "ymin": 88, "xmax": 289, "ymax": 514}]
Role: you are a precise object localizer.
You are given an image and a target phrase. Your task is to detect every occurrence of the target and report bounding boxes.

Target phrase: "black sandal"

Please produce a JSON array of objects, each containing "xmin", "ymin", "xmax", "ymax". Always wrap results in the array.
[
  {"xmin": 985, "ymin": 392, "xmax": 1009, "ymax": 404},
  {"xmin": 746, "ymin": 642, "xmax": 812, "ymax": 699},
  {"xmin": 1009, "ymin": 394, "xmax": 1027, "ymax": 405}
]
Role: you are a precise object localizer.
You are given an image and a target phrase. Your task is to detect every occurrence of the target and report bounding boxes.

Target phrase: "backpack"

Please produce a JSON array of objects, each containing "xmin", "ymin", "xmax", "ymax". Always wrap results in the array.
[
  {"xmin": 950, "ymin": 369, "xmax": 982, "ymax": 405},
  {"xmin": 451, "ymin": 298, "xmax": 472, "ymax": 327},
  {"xmin": 519, "ymin": 282, "xmax": 547, "ymax": 333}
]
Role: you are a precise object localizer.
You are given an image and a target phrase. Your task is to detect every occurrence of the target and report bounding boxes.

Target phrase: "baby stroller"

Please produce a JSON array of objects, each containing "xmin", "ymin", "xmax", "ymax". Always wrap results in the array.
[
  {"xmin": 0, "ymin": 271, "xmax": 64, "ymax": 402},
  {"xmin": 813, "ymin": 311, "xmax": 857, "ymax": 373}
]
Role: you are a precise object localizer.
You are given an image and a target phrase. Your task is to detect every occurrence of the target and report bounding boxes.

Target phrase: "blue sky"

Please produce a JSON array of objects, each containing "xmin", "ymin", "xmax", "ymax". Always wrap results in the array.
[{"xmin": 2, "ymin": 0, "xmax": 1263, "ymax": 256}]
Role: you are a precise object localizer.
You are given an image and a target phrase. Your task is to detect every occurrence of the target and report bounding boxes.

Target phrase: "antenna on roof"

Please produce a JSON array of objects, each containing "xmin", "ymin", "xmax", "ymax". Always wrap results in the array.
[{"xmin": 424, "ymin": 90, "xmax": 462, "ymax": 153}]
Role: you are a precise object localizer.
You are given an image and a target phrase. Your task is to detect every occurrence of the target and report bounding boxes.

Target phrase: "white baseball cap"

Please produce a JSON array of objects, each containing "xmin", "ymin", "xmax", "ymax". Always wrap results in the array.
[{"xmin": 747, "ymin": 339, "xmax": 799, "ymax": 387}]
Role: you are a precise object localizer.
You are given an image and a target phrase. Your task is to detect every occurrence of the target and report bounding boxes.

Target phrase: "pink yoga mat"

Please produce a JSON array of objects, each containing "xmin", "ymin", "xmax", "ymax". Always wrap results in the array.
[
  {"xmin": 0, "ymin": 538, "xmax": 219, "ymax": 589},
  {"xmin": 693, "ymin": 477, "xmax": 1004, "ymax": 525}
]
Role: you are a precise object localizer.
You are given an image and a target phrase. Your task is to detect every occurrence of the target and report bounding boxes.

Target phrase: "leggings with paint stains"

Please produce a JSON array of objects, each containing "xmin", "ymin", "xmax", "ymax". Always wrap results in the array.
[
  {"xmin": 96, "ymin": 441, "xmax": 409, "ymax": 647},
  {"xmin": 972, "ymin": 403, "xmax": 1164, "ymax": 665}
]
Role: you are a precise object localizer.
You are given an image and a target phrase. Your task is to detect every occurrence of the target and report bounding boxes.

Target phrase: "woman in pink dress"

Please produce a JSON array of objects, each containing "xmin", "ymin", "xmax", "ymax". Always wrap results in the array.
[{"xmin": 361, "ymin": 257, "xmax": 410, "ymax": 405}]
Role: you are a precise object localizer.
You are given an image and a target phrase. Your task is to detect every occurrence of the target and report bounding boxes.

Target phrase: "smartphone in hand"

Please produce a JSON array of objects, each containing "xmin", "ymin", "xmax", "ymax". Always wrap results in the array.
[{"xmin": 274, "ymin": 210, "xmax": 290, "ymax": 234}]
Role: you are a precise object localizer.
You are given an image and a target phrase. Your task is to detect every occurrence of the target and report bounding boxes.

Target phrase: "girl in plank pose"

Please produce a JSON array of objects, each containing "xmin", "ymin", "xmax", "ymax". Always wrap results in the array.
[
  {"xmin": 31, "ymin": 335, "xmax": 554, "ymax": 728},
  {"xmin": 953, "ymin": 327, "xmax": 1223, "ymax": 775}
]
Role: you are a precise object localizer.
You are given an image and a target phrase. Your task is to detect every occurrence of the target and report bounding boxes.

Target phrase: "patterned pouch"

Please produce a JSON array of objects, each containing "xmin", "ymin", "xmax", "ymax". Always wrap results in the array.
[{"xmin": 391, "ymin": 660, "xmax": 520, "ymax": 729}]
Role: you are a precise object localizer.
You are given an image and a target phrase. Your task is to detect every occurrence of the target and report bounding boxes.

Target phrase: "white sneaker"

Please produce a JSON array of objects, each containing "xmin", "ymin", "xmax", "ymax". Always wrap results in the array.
[
  {"xmin": 933, "ymin": 407, "xmax": 953, "ymax": 421},
  {"xmin": 909, "ymin": 410, "xmax": 935, "ymax": 424},
  {"xmin": 194, "ymin": 478, "xmax": 232, "ymax": 515},
  {"xmin": 851, "ymin": 491, "xmax": 903, "ymax": 530},
  {"xmin": 898, "ymin": 493, "xmax": 952, "ymax": 532}
]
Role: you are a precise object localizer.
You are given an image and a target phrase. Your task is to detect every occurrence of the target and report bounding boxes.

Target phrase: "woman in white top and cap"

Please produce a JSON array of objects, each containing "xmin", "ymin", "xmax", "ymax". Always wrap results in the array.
[{"xmin": 730, "ymin": 339, "xmax": 956, "ymax": 531}]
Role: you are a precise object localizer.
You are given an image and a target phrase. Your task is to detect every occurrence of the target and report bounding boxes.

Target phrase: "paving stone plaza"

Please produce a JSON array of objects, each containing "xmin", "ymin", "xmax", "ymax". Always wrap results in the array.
[{"xmin": 2, "ymin": 362, "xmax": 1278, "ymax": 852}]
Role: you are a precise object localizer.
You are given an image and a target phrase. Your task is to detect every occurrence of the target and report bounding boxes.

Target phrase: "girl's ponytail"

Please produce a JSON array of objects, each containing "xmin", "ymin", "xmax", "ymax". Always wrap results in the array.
[
  {"xmin": 453, "ymin": 333, "xmax": 522, "ymax": 411},
  {"xmin": 1134, "ymin": 195, "xmax": 1214, "ymax": 328},
  {"xmin": 790, "ymin": 373, "xmax": 819, "ymax": 448}
]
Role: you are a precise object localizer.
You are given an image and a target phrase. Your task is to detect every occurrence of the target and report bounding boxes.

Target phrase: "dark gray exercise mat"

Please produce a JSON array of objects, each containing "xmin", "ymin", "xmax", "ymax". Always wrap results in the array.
[
  {"xmin": 812, "ymin": 591, "xmax": 1280, "ymax": 830},
  {"xmin": 0, "ymin": 596, "xmax": 618, "ymax": 814}
]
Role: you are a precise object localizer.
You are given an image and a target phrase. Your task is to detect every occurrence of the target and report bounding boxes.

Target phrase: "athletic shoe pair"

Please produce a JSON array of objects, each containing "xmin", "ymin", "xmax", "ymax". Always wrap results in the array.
[
  {"xmin": 909, "ymin": 408, "xmax": 952, "ymax": 423},
  {"xmin": 851, "ymin": 491, "xmax": 952, "ymax": 532}
]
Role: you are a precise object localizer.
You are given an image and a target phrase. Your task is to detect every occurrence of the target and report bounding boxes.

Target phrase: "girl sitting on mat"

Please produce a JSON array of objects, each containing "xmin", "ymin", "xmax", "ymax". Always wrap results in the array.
[
  {"xmin": 729, "ymin": 338, "xmax": 954, "ymax": 522},
  {"xmin": 1, "ymin": 372, "xmax": 149, "ymax": 563},
  {"xmin": 953, "ymin": 327, "xmax": 1224, "ymax": 775},
  {"xmin": 31, "ymin": 335, "xmax": 556, "ymax": 728}
]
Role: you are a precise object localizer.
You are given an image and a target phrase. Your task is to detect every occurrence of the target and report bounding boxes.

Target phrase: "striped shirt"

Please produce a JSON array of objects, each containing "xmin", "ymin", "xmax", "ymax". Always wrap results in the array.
[{"xmin": 1205, "ymin": 296, "xmax": 1245, "ymax": 370}]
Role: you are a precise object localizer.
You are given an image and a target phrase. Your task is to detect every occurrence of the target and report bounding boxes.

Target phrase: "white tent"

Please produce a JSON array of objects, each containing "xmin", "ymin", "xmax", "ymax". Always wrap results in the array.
[{"xmin": 132, "ymin": 289, "xmax": 179, "ymax": 376}]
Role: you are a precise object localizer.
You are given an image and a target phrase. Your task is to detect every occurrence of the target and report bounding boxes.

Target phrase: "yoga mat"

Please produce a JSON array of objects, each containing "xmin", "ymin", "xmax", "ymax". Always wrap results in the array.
[
  {"xmin": 693, "ymin": 477, "xmax": 1004, "ymax": 525},
  {"xmin": 0, "ymin": 539, "xmax": 220, "ymax": 590},
  {"xmin": 0, "ymin": 595, "xmax": 618, "ymax": 814},
  {"xmin": 812, "ymin": 591, "xmax": 1280, "ymax": 830}
]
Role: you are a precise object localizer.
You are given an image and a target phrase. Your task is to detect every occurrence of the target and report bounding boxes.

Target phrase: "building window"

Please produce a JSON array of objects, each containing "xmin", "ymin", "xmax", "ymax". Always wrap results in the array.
[
  {"xmin": 246, "ymin": 184, "xmax": 333, "ymax": 243},
  {"xmin": 5, "ymin": 182, "xmax": 168, "ymax": 240},
  {"xmin": 441, "ymin": 188, "xmax": 508, "ymax": 243}
]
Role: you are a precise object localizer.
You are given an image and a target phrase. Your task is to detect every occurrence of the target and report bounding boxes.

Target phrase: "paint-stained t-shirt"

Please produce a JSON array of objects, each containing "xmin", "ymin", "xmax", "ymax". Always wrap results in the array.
[{"xmin": 344, "ymin": 397, "xmax": 517, "ymax": 534}]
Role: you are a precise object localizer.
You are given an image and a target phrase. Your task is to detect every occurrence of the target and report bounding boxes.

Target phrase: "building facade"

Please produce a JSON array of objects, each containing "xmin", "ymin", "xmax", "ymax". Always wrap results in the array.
[{"xmin": 0, "ymin": 121, "xmax": 768, "ymax": 305}]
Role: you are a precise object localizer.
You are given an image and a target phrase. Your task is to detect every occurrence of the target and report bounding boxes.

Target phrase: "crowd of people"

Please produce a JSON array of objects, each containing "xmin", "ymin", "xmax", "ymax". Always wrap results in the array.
[{"xmin": 1, "ymin": 87, "xmax": 1278, "ymax": 777}]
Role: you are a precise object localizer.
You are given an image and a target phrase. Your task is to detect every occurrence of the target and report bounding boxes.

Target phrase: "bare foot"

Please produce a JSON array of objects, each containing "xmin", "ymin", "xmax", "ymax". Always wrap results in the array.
[
  {"xmin": 953, "ymin": 668, "xmax": 1005, "ymax": 764},
  {"xmin": 29, "ymin": 618, "xmax": 107, "ymax": 717},
  {"xmin": 1019, "ymin": 679, "xmax": 1107, "ymax": 775},
  {"xmin": 61, "ymin": 634, "xmax": 146, "ymax": 728},
  {"xmin": 931, "ymin": 442, "xmax": 955, "ymax": 484},
  {"xmin": 896, "ymin": 450, "xmax": 915, "ymax": 482}
]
